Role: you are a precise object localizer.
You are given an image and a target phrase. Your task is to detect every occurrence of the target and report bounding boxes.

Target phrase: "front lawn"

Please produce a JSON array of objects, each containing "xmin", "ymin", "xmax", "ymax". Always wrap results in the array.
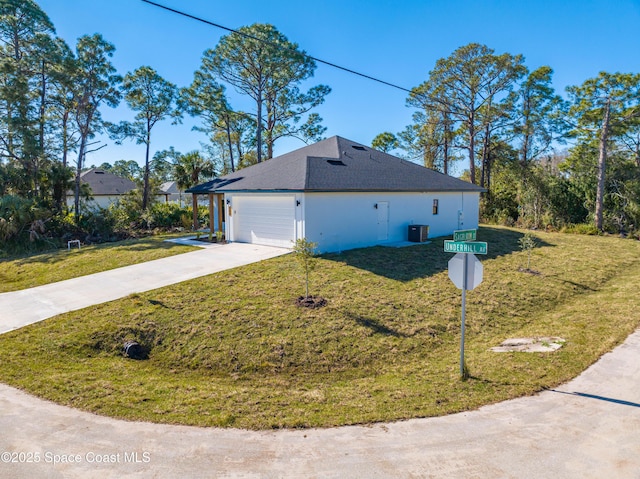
[
  {"xmin": 0, "ymin": 227, "xmax": 638, "ymax": 429},
  {"xmin": 0, "ymin": 234, "xmax": 198, "ymax": 293}
]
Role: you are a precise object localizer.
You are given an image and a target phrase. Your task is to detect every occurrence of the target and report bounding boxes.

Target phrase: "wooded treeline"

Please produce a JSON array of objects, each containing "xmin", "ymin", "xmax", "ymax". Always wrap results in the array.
[
  {"xmin": 376, "ymin": 44, "xmax": 640, "ymax": 235},
  {"xmin": 1, "ymin": 1, "xmax": 638, "ymax": 255},
  {"xmin": 0, "ymin": 1, "xmax": 329, "ymax": 252}
]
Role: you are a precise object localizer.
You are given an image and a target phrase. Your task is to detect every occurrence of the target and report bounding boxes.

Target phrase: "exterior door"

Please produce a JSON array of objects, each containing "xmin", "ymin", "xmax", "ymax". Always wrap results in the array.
[{"xmin": 377, "ymin": 201, "xmax": 389, "ymax": 240}]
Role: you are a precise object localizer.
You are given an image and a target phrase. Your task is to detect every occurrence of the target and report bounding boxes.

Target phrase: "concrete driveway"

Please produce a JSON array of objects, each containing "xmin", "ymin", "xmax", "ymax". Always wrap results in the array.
[{"xmin": 0, "ymin": 241, "xmax": 289, "ymax": 334}]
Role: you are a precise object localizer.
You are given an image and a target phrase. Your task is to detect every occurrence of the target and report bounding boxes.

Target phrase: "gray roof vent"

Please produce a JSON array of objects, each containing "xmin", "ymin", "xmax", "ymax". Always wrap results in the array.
[
  {"xmin": 327, "ymin": 159, "xmax": 346, "ymax": 166},
  {"xmin": 351, "ymin": 145, "xmax": 366, "ymax": 151},
  {"xmin": 95, "ymin": 170, "xmax": 105, "ymax": 174}
]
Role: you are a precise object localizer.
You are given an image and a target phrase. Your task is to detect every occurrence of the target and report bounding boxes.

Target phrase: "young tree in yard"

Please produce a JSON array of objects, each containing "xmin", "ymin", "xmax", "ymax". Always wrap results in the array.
[
  {"xmin": 292, "ymin": 238, "xmax": 318, "ymax": 299},
  {"xmin": 72, "ymin": 34, "xmax": 121, "ymax": 220},
  {"xmin": 116, "ymin": 66, "xmax": 179, "ymax": 211},
  {"xmin": 174, "ymin": 151, "xmax": 215, "ymax": 230},
  {"xmin": 203, "ymin": 23, "xmax": 330, "ymax": 162},
  {"xmin": 567, "ymin": 72, "xmax": 640, "ymax": 231},
  {"xmin": 518, "ymin": 232, "xmax": 537, "ymax": 271}
]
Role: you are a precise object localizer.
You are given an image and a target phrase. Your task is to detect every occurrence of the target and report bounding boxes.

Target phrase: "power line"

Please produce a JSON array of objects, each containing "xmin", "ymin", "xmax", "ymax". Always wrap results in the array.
[{"xmin": 140, "ymin": 0, "xmax": 413, "ymax": 94}]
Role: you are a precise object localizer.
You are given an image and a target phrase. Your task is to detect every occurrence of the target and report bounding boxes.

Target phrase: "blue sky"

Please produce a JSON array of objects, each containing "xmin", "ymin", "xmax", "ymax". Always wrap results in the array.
[{"xmin": 36, "ymin": 0, "xmax": 640, "ymax": 173}]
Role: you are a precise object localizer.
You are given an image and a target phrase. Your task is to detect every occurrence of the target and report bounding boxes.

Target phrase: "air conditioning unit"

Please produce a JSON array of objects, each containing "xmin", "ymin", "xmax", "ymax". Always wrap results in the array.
[{"xmin": 408, "ymin": 225, "xmax": 429, "ymax": 242}]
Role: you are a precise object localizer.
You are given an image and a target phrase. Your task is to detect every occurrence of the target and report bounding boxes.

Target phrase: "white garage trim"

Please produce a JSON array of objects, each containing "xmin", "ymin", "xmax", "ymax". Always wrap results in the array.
[{"xmin": 231, "ymin": 195, "xmax": 297, "ymax": 248}]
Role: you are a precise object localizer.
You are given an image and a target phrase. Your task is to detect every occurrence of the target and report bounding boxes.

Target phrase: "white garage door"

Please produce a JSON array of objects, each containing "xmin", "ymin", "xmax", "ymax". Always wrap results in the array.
[{"xmin": 233, "ymin": 195, "xmax": 296, "ymax": 248}]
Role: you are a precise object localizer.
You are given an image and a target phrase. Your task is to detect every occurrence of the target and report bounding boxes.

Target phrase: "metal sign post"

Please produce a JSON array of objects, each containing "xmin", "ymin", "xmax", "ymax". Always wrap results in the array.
[
  {"xmin": 460, "ymin": 258, "xmax": 467, "ymax": 377},
  {"xmin": 446, "ymin": 230, "xmax": 486, "ymax": 378}
]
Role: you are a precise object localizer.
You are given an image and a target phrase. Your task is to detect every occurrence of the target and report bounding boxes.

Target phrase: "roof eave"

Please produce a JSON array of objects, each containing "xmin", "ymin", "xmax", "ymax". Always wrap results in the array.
[{"xmin": 215, "ymin": 188, "xmax": 306, "ymax": 194}]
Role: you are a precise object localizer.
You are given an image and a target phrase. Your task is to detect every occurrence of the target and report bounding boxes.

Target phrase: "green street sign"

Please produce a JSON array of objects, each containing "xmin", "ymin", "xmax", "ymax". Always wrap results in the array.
[
  {"xmin": 444, "ymin": 240, "xmax": 488, "ymax": 255},
  {"xmin": 453, "ymin": 229, "xmax": 477, "ymax": 242}
]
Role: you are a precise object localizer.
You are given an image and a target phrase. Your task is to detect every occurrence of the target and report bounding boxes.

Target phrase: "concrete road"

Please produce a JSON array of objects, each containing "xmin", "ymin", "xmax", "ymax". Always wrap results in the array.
[
  {"xmin": 0, "ymin": 327, "xmax": 638, "ymax": 478},
  {"xmin": 0, "ymin": 242, "xmax": 289, "ymax": 334}
]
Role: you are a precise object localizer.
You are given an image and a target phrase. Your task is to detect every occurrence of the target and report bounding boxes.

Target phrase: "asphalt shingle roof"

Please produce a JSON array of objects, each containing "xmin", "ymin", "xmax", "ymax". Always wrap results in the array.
[
  {"xmin": 77, "ymin": 168, "xmax": 136, "ymax": 195},
  {"xmin": 190, "ymin": 136, "xmax": 485, "ymax": 193}
]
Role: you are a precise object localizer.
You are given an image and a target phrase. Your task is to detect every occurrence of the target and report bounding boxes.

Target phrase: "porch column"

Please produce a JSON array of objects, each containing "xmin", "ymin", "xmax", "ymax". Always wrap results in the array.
[
  {"xmin": 217, "ymin": 194, "xmax": 224, "ymax": 232},
  {"xmin": 208, "ymin": 193, "xmax": 214, "ymax": 241},
  {"xmin": 192, "ymin": 193, "xmax": 198, "ymax": 230}
]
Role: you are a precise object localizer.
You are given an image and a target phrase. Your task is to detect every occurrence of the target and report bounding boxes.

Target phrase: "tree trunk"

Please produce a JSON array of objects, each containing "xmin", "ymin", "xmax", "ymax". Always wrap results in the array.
[
  {"xmin": 192, "ymin": 193, "xmax": 199, "ymax": 230},
  {"xmin": 265, "ymin": 96, "xmax": 274, "ymax": 160},
  {"xmin": 468, "ymin": 113, "xmax": 476, "ymax": 184},
  {"xmin": 266, "ymin": 133, "xmax": 273, "ymax": 160},
  {"xmin": 225, "ymin": 120, "xmax": 235, "ymax": 172},
  {"xmin": 74, "ymin": 134, "xmax": 86, "ymax": 221},
  {"xmin": 142, "ymin": 128, "xmax": 151, "ymax": 211},
  {"xmin": 305, "ymin": 264, "xmax": 309, "ymax": 298},
  {"xmin": 62, "ymin": 112, "xmax": 69, "ymax": 169},
  {"xmin": 37, "ymin": 59, "xmax": 46, "ymax": 200},
  {"xmin": 480, "ymin": 124, "xmax": 490, "ymax": 189},
  {"xmin": 235, "ymin": 137, "xmax": 243, "ymax": 171},
  {"xmin": 595, "ymin": 100, "xmax": 610, "ymax": 231},
  {"xmin": 520, "ymin": 132, "xmax": 530, "ymax": 167},
  {"xmin": 6, "ymin": 99, "xmax": 14, "ymax": 156},
  {"xmin": 53, "ymin": 110, "xmax": 70, "ymax": 213},
  {"xmin": 520, "ymin": 94, "xmax": 531, "ymax": 167},
  {"xmin": 142, "ymin": 114, "xmax": 153, "ymax": 211},
  {"xmin": 443, "ymin": 113, "xmax": 450, "ymax": 176},
  {"xmin": 256, "ymin": 93, "xmax": 263, "ymax": 163},
  {"xmin": 486, "ymin": 147, "xmax": 493, "ymax": 194}
]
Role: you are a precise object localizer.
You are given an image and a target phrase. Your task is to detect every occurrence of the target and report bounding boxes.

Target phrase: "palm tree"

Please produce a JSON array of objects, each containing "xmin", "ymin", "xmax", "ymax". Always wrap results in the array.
[{"xmin": 174, "ymin": 151, "xmax": 216, "ymax": 230}]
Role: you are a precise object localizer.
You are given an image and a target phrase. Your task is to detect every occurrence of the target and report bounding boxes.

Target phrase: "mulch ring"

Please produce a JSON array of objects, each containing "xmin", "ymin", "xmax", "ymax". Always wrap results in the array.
[{"xmin": 295, "ymin": 295, "xmax": 327, "ymax": 308}]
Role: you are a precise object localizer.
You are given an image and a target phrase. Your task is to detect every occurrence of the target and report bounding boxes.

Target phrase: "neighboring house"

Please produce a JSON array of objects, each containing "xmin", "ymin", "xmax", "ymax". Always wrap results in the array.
[
  {"xmin": 158, "ymin": 181, "xmax": 191, "ymax": 206},
  {"xmin": 67, "ymin": 168, "xmax": 137, "ymax": 209},
  {"xmin": 189, "ymin": 136, "xmax": 485, "ymax": 253}
]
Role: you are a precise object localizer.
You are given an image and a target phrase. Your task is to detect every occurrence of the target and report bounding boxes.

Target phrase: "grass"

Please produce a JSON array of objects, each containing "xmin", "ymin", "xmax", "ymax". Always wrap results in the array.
[
  {"xmin": 0, "ymin": 226, "xmax": 639, "ymax": 430},
  {"xmin": 0, "ymin": 233, "xmax": 198, "ymax": 293}
]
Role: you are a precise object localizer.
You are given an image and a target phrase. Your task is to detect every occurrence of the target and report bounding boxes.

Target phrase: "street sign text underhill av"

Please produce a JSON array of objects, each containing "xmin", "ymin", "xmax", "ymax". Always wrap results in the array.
[{"xmin": 444, "ymin": 240, "xmax": 488, "ymax": 255}]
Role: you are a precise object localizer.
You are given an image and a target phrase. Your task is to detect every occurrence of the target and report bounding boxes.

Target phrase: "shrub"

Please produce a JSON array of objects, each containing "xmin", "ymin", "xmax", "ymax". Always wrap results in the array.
[
  {"xmin": 0, "ymin": 195, "xmax": 58, "ymax": 254},
  {"xmin": 149, "ymin": 202, "xmax": 185, "ymax": 228},
  {"xmin": 561, "ymin": 223, "xmax": 600, "ymax": 235}
]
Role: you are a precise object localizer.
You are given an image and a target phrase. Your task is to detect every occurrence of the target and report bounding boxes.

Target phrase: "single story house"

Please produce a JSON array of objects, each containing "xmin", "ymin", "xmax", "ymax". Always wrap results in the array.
[
  {"xmin": 188, "ymin": 136, "xmax": 485, "ymax": 253},
  {"xmin": 158, "ymin": 181, "xmax": 191, "ymax": 207},
  {"xmin": 67, "ymin": 168, "xmax": 137, "ymax": 209}
]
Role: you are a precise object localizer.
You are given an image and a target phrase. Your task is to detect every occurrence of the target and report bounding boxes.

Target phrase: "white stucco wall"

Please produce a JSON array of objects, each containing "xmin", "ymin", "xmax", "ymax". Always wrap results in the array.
[
  {"xmin": 155, "ymin": 193, "xmax": 192, "ymax": 207},
  {"xmin": 65, "ymin": 195, "xmax": 123, "ymax": 210},
  {"xmin": 303, "ymin": 191, "xmax": 480, "ymax": 253},
  {"xmin": 223, "ymin": 190, "xmax": 480, "ymax": 253}
]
